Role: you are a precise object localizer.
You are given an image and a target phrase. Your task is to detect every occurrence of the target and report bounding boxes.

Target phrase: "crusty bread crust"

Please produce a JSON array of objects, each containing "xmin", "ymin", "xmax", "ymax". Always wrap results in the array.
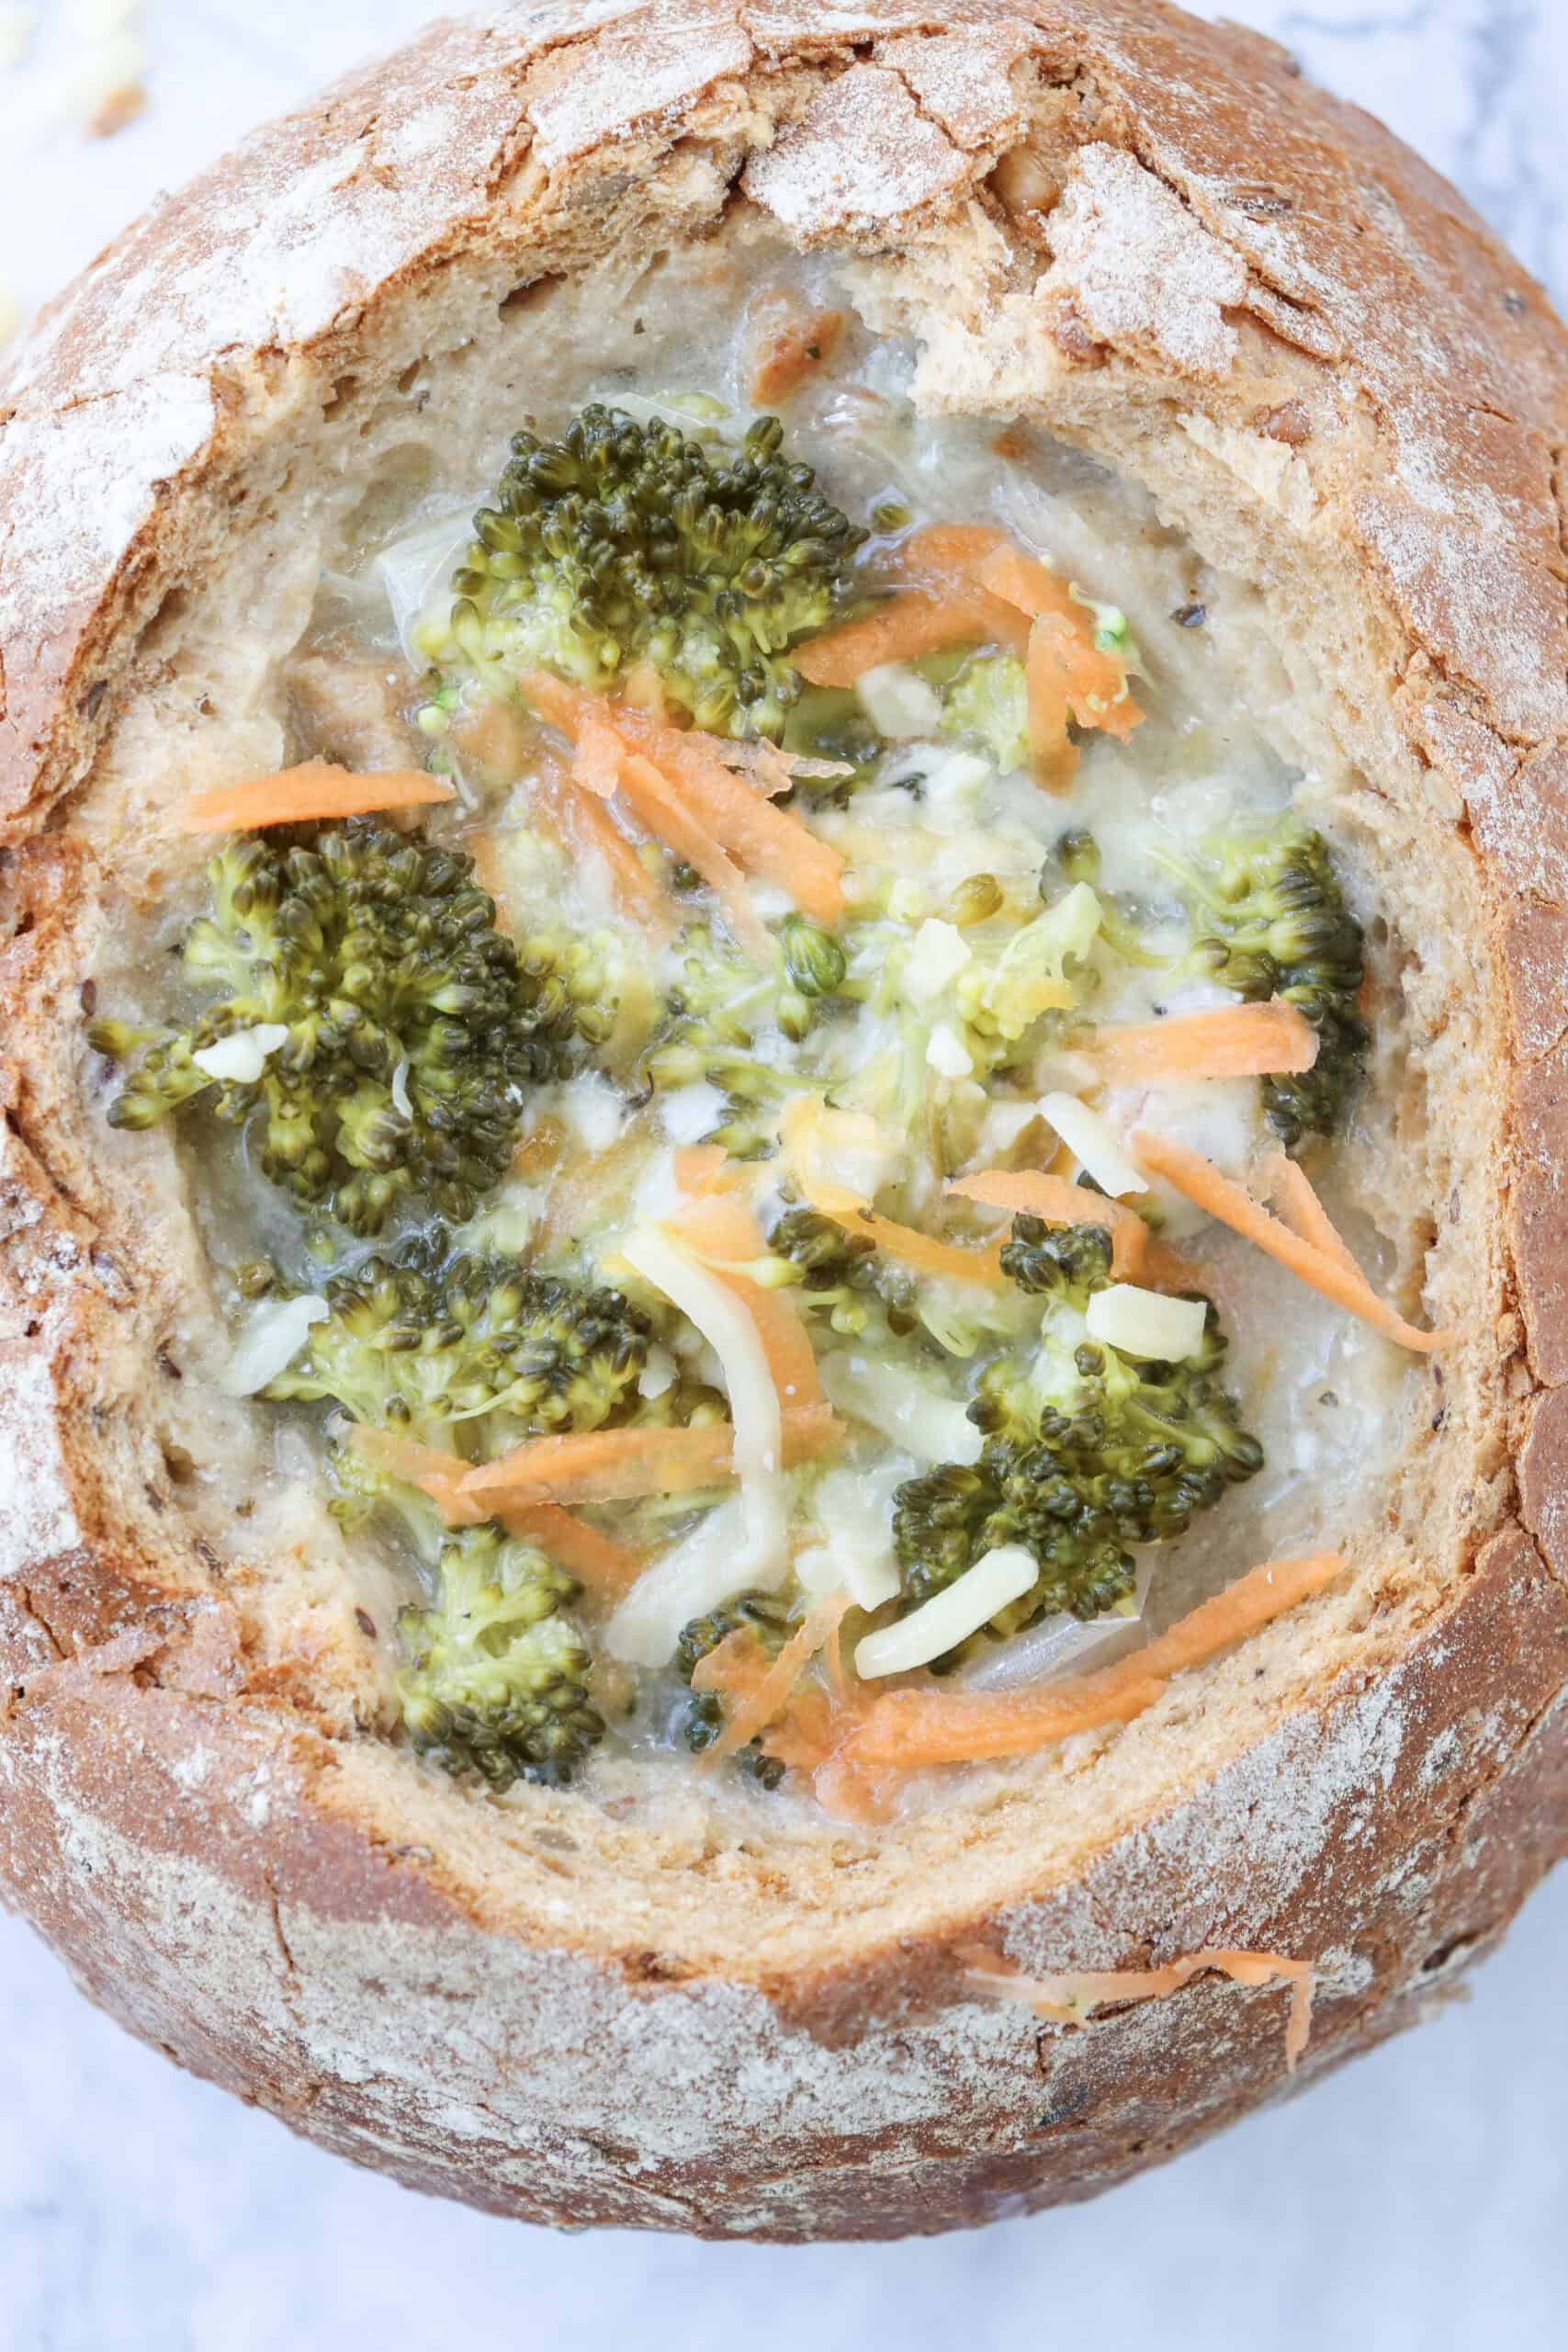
[{"xmin": 5, "ymin": 0, "xmax": 1568, "ymax": 2240}]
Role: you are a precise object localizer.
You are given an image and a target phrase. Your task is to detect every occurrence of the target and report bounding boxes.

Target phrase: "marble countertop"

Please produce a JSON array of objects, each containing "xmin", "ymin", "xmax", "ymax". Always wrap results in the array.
[{"xmin": 3, "ymin": 6, "xmax": 1566, "ymax": 2346}]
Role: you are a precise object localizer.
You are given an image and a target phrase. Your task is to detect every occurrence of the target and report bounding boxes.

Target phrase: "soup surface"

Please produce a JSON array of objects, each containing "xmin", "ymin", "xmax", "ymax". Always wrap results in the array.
[{"xmin": 86, "ymin": 251, "xmax": 1420, "ymax": 1820}]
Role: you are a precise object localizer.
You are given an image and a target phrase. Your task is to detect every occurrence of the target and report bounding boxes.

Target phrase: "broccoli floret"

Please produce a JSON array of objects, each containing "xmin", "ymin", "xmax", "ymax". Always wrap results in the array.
[
  {"xmin": 673, "ymin": 1590, "xmax": 793, "ymax": 1789},
  {"xmin": 766, "ymin": 1204, "xmax": 876, "ymax": 1291},
  {"xmin": 89, "ymin": 823, "xmax": 585, "ymax": 1234},
  {"xmin": 434, "ymin": 405, "xmax": 867, "ymax": 741},
  {"xmin": 941, "ymin": 652, "xmax": 1030, "ymax": 774},
  {"xmin": 891, "ymin": 1215, "xmax": 1263, "ymax": 1663},
  {"xmin": 398, "ymin": 1526, "xmax": 604, "ymax": 1788},
  {"xmin": 263, "ymin": 1234, "xmax": 651, "ymax": 1446},
  {"xmin": 643, "ymin": 924, "xmax": 814, "ymax": 1152},
  {"xmin": 1149, "ymin": 820, "xmax": 1368, "ymax": 1147}
]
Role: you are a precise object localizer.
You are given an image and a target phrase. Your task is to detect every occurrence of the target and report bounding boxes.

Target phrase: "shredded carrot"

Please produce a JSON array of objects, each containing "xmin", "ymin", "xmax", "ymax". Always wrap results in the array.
[
  {"xmin": 807, "ymin": 1186, "xmax": 1007, "ymax": 1286},
  {"xmin": 1127, "ymin": 1551, "xmax": 1347, "ymax": 1684},
  {"xmin": 839, "ymin": 1671, "xmax": 1167, "ymax": 1770},
  {"xmin": 594, "ymin": 740, "xmax": 768, "ymax": 957},
  {"xmin": 533, "ymin": 760, "xmax": 677, "ymax": 942},
  {"xmin": 458, "ymin": 1406, "xmax": 840, "ymax": 1508},
  {"xmin": 782, "ymin": 1093, "xmax": 1006, "ymax": 1285},
  {"xmin": 343, "ymin": 1426, "xmax": 649, "ymax": 1580},
  {"xmin": 1264, "ymin": 1153, "xmax": 1362, "ymax": 1277},
  {"xmin": 977, "ymin": 545, "xmax": 1089, "ymax": 633},
  {"xmin": 827, "ymin": 1550, "xmax": 1346, "ymax": 1776},
  {"xmin": 749, "ymin": 302, "xmax": 849, "ymax": 405},
  {"xmin": 795, "ymin": 588, "xmax": 1030, "ymax": 686},
  {"xmin": 611, "ymin": 706, "xmax": 848, "ymax": 926},
  {"xmin": 659, "ymin": 1182, "xmax": 826, "ymax": 1412},
  {"xmin": 1025, "ymin": 616, "xmax": 1081, "ymax": 792},
  {"xmin": 823, "ymin": 1608, "xmax": 852, "ymax": 1704},
  {"xmin": 979, "ymin": 545, "xmax": 1141, "ymax": 741},
  {"xmin": 672, "ymin": 1144, "xmax": 735, "ymax": 1198},
  {"xmin": 946, "ymin": 1169, "xmax": 1182, "ymax": 1285},
  {"xmin": 525, "ymin": 671, "xmax": 833, "ymax": 947},
  {"xmin": 179, "ymin": 761, "xmax": 456, "ymax": 833},
  {"xmin": 344, "ymin": 1425, "xmax": 479, "ymax": 1519},
  {"xmin": 696, "ymin": 1595, "xmax": 852, "ymax": 1762},
  {"xmin": 1097, "ymin": 1001, "xmax": 1319, "ymax": 1082},
  {"xmin": 620, "ymin": 660, "xmax": 669, "ymax": 718},
  {"xmin": 792, "ymin": 520, "xmax": 1028, "ymax": 691},
  {"xmin": 962, "ymin": 1945, "xmax": 1315, "ymax": 2073},
  {"xmin": 720, "ymin": 1271, "xmax": 824, "ymax": 1412},
  {"xmin": 904, "ymin": 523, "xmax": 1011, "ymax": 571},
  {"xmin": 663, "ymin": 1187, "xmax": 768, "ymax": 1264},
  {"xmin": 502, "ymin": 1504, "xmax": 648, "ymax": 1593},
  {"xmin": 570, "ymin": 713, "xmax": 627, "ymax": 802},
  {"xmin": 1132, "ymin": 1128, "xmax": 1457, "ymax": 1353}
]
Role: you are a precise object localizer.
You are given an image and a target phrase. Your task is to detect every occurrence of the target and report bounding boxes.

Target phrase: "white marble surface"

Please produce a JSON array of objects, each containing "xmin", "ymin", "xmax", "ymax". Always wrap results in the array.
[{"xmin": 3, "ymin": 4, "xmax": 1567, "ymax": 2344}]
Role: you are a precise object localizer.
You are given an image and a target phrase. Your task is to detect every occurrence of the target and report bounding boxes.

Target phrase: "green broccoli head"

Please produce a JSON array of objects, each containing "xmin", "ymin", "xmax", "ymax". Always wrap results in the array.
[
  {"xmin": 437, "ymin": 405, "xmax": 867, "ymax": 741},
  {"xmin": 89, "ymin": 823, "xmax": 585, "ymax": 1233},
  {"xmin": 263, "ymin": 1235, "xmax": 652, "ymax": 1446},
  {"xmin": 398, "ymin": 1525, "xmax": 604, "ymax": 1789},
  {"xmin": 765, "ymin": 1204, "xmax": 877, "ymax": 1292},
  {"xmin": 673, "ymin": 1589, "xmax": 794, "ymax": 1790},
  {"xmin": 941, "ymin": 652, "xmax": 1030, "ymax": 774},
  {"xmin": 891, "ymin": 1215, "xmax": 1264, "ymax": 1663},
  {"xmin": 998, "ymin": 1216, "xmax": 1116, "ymax": 1305},
  {"xmin": 1151, "ymin": 819, "xmax": 1368, "ymax": 1148},
  {"xmin": 643, "ymin": 924, "xmax": 815, "ymax": 1152}
]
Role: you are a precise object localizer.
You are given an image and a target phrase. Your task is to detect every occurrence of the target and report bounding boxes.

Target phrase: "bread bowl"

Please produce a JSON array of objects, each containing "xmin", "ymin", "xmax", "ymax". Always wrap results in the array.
[{"xmin": 5, "ymin": 0, "xmax": 1568, "ymax": 2242}]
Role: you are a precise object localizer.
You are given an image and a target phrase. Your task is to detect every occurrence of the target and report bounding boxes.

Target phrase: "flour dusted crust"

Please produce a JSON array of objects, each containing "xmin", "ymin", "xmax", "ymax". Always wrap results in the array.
[{"xmin": 5, "ymin": 0, "xmax": 1568, "ymax": 2241}]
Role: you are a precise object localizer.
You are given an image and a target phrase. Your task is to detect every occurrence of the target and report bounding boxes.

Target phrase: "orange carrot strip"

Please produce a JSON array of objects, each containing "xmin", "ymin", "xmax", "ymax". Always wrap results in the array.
[
  {"xmin": 344, "ymin": 1424, "xmax": 480, "ymax": 1518},
  {"xmin": 505, "ymin": 1503, "xmax": 649, "ymax": 1595},
  {"xmin": 836, "ymin": 1551, "xmax": 1346, "ymax": 1773},
  {"xmin": 699, "ymin": 1595, "xmax": 851, "ymax": 1763},
  {"xmin": 621, "ymin": 660, "xmax": 670, "ymax": 718},
  {"xmin": 946, "ymin": 1169, "xmax": 1173, "ymax": 1284},
  {"xmin": 781, "ymin": 1092, "xmax": 1007, "ymax": 1284},
  {"xmin": 795, "ymin": 588, "xmax": 1030, "ymax": 686},
  {"xmin": 672, "ymin": 1144, "xmax": 734, "ymax": 1198},
  {"xmin": 1025, "ymin": 616, "xmax": 1081, "ymax": 791},
  {"xmin": 807, "ymin": 1187, "xmax": 1007, "ymax": 1285},
  {"xmin": 663, "ymin": 1188, "xmax": 768, "ymax": 1264},
  {"xmin": 659, "ymin": 1182, "xmax": 826, "ymax": 1411},
  {"xmin": 1132, "ymin": 1128, "xmax": 1457, "ymax": 1352},
  {"xmin": 179, "ymin": 761, "xmax": 455, "ymax": 833},
  {"xmin": 1128, "ymin": 1552, "xmax": 1347, "ymax": 1685},
  {"xmin": 1264, "ymin": 1153, "xmax": 1362, "ymax": 1278},
  {"xmin": 980, "ymin": 547, "xmax": 1141, "ymax": 737},
  {"xmin": 571, "ymin": 713, "xmax": 626, "ymax": 801},
  {"xmin": 963, "ymin": 1946, "xmax": 1314, "ymax": 2073},
  {"xmin": 841, "ymin": 1672, "xmax": 1168, "ymax": 1769},
  {"xmin": 343, "ymin": 1428, "xmax": 644, "ymax": 1578},
  {"xmin": 905, "ymin": 523, "xmax": 1010, "ymax": 570},
  {"xmin": 525, "ymin": 673, "xmax": 770, "ymax": 956},
  {"xmin": 460, "ymin": 1406, "xmax": 840, "ymax": 1507},
  {"xmin": 611, "ymin": 707, "xmax": 848, "ymax": 926},
  {"xmin": 1096, "ymin": 1001, "xmax": 1320, "ymax": 1082},
  {"xmin": 534, "ymin": 760, "xmax": 677, "ymax": 943},
  {"xmin": 717, "ymin": 1270, "xmax": 824, "ymax": 1412}
]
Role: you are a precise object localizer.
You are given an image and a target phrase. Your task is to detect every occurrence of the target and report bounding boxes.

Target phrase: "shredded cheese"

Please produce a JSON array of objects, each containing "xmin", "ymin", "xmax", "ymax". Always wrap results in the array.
[
  {"xmin": 1083, "ymin": 1284, "xmax": 1209, "ymax": 1361},
  {"xmin": 1040, "ymin": 1091, "xmax": 1146, "ymax": 1198},
  {"xmin": 854, "ymin": 1545, "xmax": 1036, "ymax": 1678}
]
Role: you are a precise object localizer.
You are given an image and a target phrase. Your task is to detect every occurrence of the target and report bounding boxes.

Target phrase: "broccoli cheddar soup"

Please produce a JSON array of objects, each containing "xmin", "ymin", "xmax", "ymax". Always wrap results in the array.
[{"xmin": 86, "ymin": 247, "xmax": 1440, "ymax": 1819}]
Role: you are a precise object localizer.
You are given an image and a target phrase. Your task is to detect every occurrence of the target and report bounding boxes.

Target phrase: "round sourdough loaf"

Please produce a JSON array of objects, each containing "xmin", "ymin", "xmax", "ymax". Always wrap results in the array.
[{"xmin": 5, "ymin": 0, "xmax": 1568, "ymax": 2242}]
